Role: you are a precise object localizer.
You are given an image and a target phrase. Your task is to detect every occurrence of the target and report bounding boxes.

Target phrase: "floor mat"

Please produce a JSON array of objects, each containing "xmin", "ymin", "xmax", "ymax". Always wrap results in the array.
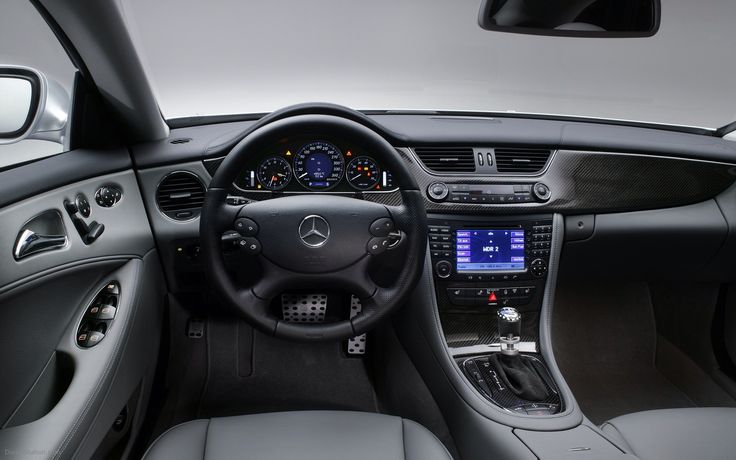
[
  {"xmin": 196, "ymin": 318, "xmax": 379, "ymax": 418},
  {"xmin": 552, "ymin": 282, "xmax": 697, "ymax": 424}
]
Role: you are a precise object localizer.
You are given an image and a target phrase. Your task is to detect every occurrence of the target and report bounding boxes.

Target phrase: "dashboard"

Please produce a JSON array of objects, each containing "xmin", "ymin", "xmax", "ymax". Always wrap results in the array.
[{"xmin": 231, "ymin": 138, "xmax": 395, "ymax": 193}]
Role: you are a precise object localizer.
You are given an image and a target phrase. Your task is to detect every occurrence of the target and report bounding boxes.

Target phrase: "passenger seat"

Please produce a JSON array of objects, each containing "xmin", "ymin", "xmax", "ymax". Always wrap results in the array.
[{"xmin": 601, "ymin": 408, "xmax": 736, "ymax": 460}]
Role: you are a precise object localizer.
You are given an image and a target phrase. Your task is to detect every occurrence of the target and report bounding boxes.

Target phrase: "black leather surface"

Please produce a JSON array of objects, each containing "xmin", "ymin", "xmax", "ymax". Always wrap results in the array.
[
  {"xmin": 601, "ymin": 408, "xmax": 736, "ymax": 459},
  {"xmin": 143, "ymin": 411, "xmax": 452, "ymax": 460}
]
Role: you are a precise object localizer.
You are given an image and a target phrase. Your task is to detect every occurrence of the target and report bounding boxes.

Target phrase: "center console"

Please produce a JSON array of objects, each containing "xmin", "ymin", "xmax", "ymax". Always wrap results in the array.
[{"xmin": 427, "ymin": 214, "xmax": 563, "ymax": 416}]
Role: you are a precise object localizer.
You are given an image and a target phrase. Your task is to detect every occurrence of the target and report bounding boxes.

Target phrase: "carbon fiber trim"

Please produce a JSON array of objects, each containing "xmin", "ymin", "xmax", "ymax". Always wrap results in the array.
[
  {"xmin": 399, "ymin": 148, "xmax": 736, "ymax": 214},
  {"xmin": 441, "ymin": 310, "xmax": 540, "ymax": 349}
]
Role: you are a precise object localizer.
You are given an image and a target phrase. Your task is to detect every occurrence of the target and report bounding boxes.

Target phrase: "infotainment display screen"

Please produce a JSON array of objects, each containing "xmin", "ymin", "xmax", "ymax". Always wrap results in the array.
[{"xmin": 456, "ymin": 229, "xmax": 525, "ymax": 272}]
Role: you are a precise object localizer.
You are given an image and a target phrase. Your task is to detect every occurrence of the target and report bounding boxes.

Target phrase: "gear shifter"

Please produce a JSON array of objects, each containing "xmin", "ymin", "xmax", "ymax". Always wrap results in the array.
[
  {"xmin": 497, "ymin": 307, "xmax": 521, "ymax": 355},
  {"xmin": 490, "ymin": 307, "xmax": 551, "ymax": 401}
]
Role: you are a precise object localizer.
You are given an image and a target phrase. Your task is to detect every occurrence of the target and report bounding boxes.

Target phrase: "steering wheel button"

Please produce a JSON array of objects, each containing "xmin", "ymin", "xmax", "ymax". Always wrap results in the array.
[
  {"xmin": 370, "ymin": 218, "xmax": 394, "ymax": 237},
  {"xmin": 240, "ymin": 237, "xmax": 262, "ymax": 255},
  {"xmin": 367, "ymin": 237, "xmax": 389, "ymax": 255},
  {"xmin": 235, "ymin": 218, "xmax": 259, "ymax": 236}
]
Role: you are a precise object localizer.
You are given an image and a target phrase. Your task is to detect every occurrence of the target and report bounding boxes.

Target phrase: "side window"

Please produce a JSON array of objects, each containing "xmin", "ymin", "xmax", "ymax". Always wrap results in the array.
[{"xmin": 0, "ymin": 0, "xmax": 77, "ymax": 169}]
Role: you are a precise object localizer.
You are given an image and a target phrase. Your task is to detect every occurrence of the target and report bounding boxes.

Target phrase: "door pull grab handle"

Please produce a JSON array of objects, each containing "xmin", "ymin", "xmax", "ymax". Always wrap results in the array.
[{"xmin": 14, "ymin": 229, "xmax": 67, "ymax": 260}]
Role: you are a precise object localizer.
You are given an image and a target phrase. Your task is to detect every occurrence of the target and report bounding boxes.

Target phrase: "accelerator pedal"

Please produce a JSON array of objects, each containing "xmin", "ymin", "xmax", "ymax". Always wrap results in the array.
[{"xmin": 347, "ymin": 295, "xmax": 367, "ymax": 355}]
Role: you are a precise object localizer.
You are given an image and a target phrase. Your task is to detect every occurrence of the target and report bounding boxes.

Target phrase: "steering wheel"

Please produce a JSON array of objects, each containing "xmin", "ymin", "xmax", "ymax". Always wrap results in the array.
[{"xmin": 200, "ymin": 106, "xmax": 427, "ymax": 341}]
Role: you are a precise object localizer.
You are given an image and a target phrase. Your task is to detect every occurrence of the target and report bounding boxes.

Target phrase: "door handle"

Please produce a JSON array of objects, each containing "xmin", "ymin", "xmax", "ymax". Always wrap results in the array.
[{"xmin": 14, "ymin": 229, "xmax": 68, "ymax": 260}]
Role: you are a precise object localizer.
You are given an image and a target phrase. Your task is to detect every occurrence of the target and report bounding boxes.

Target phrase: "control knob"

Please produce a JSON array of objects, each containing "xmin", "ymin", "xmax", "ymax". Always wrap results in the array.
[
  {"xmin": 427, "ymin": 182, "xmax": 449, "ymax": 202},
  {"xmin": 532, "ymin": 183, "xmax": 551, "ymax": 202},
  {"xmin": 435, "ymin": 260, "xmax": 452, "ymax": 278}
]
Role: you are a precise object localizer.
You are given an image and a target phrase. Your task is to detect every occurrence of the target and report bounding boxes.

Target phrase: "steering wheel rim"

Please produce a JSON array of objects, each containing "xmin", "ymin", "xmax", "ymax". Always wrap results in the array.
[{"xmin": 200, "ymin": 108, "xmax": 427, "ymax": 341}]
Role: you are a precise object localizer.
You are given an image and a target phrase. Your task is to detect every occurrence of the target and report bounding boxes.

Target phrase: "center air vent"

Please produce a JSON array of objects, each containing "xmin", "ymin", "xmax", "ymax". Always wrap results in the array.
[
  {"xmin": 494, "ymin": 148, "xmax": 551, "ymax": 174},
  {"xmin": 414, "ymin": 147, "xmax": 476, "ymax": 173},
  {"xmin": 156, "ymin": 171, "xmax": 205, "ymax": 220}
]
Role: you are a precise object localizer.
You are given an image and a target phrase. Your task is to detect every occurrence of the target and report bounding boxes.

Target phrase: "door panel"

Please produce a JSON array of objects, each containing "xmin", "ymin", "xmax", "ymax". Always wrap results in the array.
[{"xmin": 0, "ymin": 151, "xmax": 165, "ymax": 459}]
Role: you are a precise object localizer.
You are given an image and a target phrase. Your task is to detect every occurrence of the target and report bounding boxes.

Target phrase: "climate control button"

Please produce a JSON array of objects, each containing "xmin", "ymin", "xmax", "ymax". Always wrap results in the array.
[{"xmin": 427, "ymin": 182, "xmax": 449, "ymax": 202}]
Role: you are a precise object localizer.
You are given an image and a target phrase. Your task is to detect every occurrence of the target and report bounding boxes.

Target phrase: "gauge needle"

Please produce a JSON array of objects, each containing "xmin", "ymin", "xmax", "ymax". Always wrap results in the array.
[
  {"xmin": 270, "ymin": 176, "xmax": 277, "ymax": 187},
  {"xmin": 298, "ymin": 172, "xmax": 308, "ymax": 179},
  {"xmin": 350, "ymin": 174, "xmax": 362, "ymax": 180}
]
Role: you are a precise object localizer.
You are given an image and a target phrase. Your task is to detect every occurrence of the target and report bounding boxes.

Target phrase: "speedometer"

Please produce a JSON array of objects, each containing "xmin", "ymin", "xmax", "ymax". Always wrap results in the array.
[{"xmin": 293, "ymin": 141, "xmax": 345, "ymax": 191}]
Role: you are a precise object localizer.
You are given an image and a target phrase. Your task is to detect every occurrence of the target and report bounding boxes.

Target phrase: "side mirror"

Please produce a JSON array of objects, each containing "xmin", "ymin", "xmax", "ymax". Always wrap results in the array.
[{"xmin": 0, "ymin": 66, "xmax": 69, "ymax": 146}]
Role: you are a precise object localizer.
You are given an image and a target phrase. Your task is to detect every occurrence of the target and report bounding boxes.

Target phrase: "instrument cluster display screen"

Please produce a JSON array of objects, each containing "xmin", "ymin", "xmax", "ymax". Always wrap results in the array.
[{"xmin": 456, "ymin": 229, "xmax": 525, "ymax": 272}]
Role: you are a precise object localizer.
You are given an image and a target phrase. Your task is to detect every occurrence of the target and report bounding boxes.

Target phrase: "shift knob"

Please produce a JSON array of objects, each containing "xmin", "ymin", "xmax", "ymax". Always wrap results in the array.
[{"xmin": 497, "ymin": 307, "xmax": 521, "ymax": 355}]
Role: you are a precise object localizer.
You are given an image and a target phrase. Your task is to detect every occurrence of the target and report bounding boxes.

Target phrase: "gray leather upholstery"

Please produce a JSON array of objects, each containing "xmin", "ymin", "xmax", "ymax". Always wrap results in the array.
[
  {"xmin": 143, "ymin": 411, "xmax": 452, "ymax": 460},
  {"xmin": 601, "ymin": 408, "xmax": 736, "ymax": 460}
]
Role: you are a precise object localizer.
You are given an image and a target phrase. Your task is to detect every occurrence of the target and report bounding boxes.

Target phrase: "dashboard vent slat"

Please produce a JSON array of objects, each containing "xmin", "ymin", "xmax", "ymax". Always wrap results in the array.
[
  {"xmin": 494, "ymin": 148, "xmax": 552, "ymax": 174},
  {"xmin": 156, "ymin": 172, "xmax": 205, "ymax": 220},
  {"xmin": 414, "ymin": 147, "xmax": 475, "ymax": 173}
]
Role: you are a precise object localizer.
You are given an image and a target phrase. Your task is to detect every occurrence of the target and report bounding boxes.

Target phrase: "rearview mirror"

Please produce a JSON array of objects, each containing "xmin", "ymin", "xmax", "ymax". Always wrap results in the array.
[
  {"xmin": 478, "ymin": 0, "xmax": 660, "ymax": 37},
  {"xmin": 0, "ymin": 66, "xmax": 69, "ymax": 146}
]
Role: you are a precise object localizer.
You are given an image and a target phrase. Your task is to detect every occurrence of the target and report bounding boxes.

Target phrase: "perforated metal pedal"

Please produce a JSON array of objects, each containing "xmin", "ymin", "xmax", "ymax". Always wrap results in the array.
[
  {"xmin": 347, "ymin": 296, "xmax": 367, "ymax": 355},
  {"xmin": 281, "ymin": 294, "xmax": 327, "ymax": 323}
]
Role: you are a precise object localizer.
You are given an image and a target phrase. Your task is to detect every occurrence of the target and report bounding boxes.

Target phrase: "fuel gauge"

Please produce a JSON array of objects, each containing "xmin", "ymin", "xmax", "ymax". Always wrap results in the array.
[{"xmin": 347, "ymin": 156, "xmax": 380, "ymax": 191}]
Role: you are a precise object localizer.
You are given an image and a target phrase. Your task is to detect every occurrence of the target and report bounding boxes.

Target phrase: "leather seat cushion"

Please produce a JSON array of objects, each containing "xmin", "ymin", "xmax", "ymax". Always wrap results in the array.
[
  {"xmin": 143, "ymin": 410, "xmax": 452, "ymax": 460},
  {"xmin": 601, "ymin": 407, "xmax": 736, "ymax": 460}
]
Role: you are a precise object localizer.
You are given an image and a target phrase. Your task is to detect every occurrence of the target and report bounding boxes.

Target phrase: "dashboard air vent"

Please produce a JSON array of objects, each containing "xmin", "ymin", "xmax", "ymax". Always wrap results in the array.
[
  {"xmin": 156, "ymin": 171, "xmax": 205, "ymax": 220},
  {"xmin": 414, "ymin": 147, "xmax": 475, "ymax": 173},
  {"xmin": 494, "ymin": 148, "xmax": 551, "ymax": 174}
]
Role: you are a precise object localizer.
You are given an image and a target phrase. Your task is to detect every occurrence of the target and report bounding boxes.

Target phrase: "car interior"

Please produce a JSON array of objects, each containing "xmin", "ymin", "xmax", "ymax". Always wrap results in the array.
[{"xmin": 2, "ymin": 0, "xmax": 736, "ymax": 459}]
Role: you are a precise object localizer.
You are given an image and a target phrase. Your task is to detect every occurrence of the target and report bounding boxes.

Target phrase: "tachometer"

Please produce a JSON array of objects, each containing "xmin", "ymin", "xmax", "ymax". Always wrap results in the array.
[
  {"xmin": 293, "ymin": 141, "xmax": 345, "ymax": 191},
  {"xmin": 346, "ymin": 156, "xmax": 381, "ymax": 190},
  {"xmin": 257, "ymin": 156, "xmax": 292, "ymax": 191}
]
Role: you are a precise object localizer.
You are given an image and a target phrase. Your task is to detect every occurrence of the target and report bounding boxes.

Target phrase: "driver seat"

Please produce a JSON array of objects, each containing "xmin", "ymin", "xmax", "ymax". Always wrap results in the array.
[{"xmin": 143, "ymin": 411, "xmax": 453, "ymax": 460}]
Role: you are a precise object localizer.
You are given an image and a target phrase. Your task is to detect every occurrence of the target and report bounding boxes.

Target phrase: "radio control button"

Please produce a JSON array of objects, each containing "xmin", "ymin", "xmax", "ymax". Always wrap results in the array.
[
  {"xmin": 435, "ymin": 260, "xmax": 452, "ymax": 278},
  {"xmin": 530, "ymin": 258, "xmax": 548, "ymax": 277}
]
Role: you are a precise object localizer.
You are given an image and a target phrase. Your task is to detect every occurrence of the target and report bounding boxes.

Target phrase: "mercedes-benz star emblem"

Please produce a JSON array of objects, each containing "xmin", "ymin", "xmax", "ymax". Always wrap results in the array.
[{"xmin": 298, "ymin": 215, "xmax": 330, "ymax": 248}]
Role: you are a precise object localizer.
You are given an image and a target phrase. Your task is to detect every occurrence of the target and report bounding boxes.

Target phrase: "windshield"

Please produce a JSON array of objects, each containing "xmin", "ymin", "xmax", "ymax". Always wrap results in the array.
[{"xmin": 123, "ymin": 0, "xmax": 736, "ymax": 130}]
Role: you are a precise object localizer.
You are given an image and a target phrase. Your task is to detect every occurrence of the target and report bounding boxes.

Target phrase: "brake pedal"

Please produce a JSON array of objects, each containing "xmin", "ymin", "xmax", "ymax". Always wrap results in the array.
[
  {"xmin": 281, "ymin": 294, "xmax": 327, "ymax": 323},
  {"xmin": 347, "ymin": 296, "xmax": 367, "ymax": 355}
]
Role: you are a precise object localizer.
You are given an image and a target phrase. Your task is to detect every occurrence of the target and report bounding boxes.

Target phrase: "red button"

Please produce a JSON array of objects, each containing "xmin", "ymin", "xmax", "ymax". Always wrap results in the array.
[{"xmin": 488, "ymin": 292, "xmax": 497, "ymax": 302}]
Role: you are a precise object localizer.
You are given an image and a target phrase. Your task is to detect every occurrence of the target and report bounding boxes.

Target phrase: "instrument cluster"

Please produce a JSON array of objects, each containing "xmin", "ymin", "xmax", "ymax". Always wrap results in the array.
[{"xmin": 233, "ymin": 139, "xmax": 395, "ymax": 193}]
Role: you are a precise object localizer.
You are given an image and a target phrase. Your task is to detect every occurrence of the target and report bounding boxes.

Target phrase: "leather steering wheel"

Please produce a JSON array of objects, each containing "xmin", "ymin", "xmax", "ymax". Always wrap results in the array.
[{"xmin": 200, "ymin": 106, "xmax": 427, "ymax": 341}]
